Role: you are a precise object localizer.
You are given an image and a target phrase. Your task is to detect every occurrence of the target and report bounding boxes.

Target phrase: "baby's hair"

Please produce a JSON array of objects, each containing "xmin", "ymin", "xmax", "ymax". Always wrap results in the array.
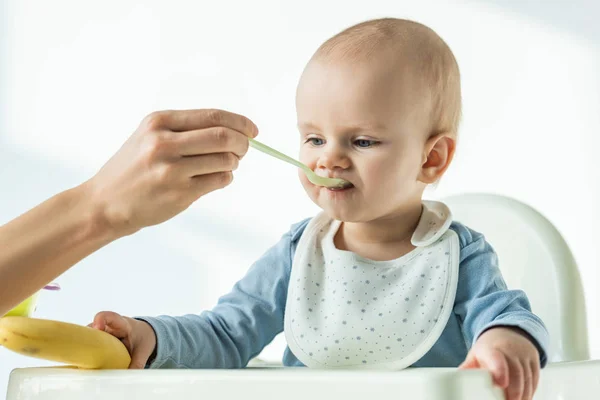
[{"xmin": 313, "ymin": 18, "xmax": 462, "ymax": 138}]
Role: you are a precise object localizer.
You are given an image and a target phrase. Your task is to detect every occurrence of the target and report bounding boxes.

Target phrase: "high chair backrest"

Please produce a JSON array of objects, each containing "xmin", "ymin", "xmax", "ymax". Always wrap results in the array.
[{"xmin": 442, "ymin": 193, "xmax": 589, "ymax": 363}]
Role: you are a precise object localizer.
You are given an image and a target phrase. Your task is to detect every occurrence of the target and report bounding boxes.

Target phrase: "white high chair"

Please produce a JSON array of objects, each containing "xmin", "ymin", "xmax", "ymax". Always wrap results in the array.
[
  {"xmin": 443, "ymin": 192, "xmax": 589, "ymax": 363},
  {"xmin": 5, "ymin": 193, "xmax": 600, "ymax": 400}
]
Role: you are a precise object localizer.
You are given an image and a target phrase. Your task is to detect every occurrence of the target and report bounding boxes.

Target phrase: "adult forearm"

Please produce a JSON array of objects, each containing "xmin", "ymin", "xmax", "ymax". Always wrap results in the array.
[{"xmin": 0, "ymin": 182, "xmax": 118, "ymax": 316}]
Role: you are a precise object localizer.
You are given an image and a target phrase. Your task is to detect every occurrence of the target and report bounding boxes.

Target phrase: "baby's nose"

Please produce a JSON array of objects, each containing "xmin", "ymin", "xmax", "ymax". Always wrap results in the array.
[{"xmin": 316, "ymin": 148, "xmax": 351, "ymax": 171}]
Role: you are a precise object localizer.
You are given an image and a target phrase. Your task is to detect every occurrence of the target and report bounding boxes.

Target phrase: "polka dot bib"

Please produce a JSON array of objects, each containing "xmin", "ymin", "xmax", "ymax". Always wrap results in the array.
[{"xmin": 284, "ymin": 201, "xmax": 460, "ymax": 369}]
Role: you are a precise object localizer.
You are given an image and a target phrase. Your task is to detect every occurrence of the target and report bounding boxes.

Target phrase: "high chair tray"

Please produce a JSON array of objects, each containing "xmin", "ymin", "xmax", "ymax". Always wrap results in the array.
[{"xmin": 6, "ymin": 360, "xmax": 600, "ymax": 400}]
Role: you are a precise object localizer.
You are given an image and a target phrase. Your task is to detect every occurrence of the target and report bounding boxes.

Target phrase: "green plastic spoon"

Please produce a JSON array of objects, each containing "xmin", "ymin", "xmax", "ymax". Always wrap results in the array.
[{"xmin": 248, "ymin": 138, "xmax": 351, "ymax": 189}]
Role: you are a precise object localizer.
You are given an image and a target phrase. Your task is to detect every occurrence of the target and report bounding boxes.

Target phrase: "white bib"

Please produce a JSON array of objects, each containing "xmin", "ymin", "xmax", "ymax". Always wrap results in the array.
[{"xmin": 284, "ymin": 201, "xmax": 460, "ymax": 369}]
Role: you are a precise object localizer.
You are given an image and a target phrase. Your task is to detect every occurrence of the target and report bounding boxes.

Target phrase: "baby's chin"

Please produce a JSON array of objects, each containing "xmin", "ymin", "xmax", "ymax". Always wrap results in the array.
[
  {"xmin": 314, "ymin": 200, "xmax": 370, "ymax": 223},
  {"xmin": 324, "ymin": 209, "xmax": 362, "ymax": 222},
  {"xmin": 301, "ymin": 180, "xmax": 374, "ymax": 222}
]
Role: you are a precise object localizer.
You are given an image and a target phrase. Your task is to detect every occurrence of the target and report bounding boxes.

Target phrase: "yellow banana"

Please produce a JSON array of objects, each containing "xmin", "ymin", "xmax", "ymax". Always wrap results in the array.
[{"xmin": 0, "ymin": 316, "xmax": 131, "ymax": 369}]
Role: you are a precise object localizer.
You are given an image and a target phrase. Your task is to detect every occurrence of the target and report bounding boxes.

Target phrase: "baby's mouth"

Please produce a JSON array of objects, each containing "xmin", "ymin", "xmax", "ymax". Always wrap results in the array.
[
  {"xmin": 327, "ymin": 181, "xmax": 355, "ymax": 191},
  {"xmin": 314, "ymin": 171, "xmax": 355, "ymax": 191}
]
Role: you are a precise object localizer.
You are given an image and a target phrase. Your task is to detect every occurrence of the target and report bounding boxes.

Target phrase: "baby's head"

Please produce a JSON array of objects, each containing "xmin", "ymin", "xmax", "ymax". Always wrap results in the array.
[{"xmin": 296, "ymin": 18, "xmax": 461, "ymax": 222}]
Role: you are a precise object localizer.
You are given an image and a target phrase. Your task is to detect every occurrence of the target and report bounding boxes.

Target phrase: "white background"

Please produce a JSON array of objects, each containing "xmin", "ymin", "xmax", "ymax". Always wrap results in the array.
[{"xmin": 1, "ymin": 0, "xmax": 599, "ymax": 395}]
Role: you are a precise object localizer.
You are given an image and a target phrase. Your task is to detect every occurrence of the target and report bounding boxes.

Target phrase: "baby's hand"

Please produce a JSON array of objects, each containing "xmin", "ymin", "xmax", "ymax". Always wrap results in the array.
[
  {"xmin": 88, "ymin": 311, "xmax": 157, "ymax": 369},
  {"xmin": 459, "ymin": 327, "xmax": 540, "ymax": 400}
]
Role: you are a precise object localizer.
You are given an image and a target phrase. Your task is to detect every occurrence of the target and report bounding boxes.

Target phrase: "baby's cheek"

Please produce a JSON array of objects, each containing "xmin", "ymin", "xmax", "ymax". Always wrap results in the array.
[
  {"xmin": 297, "ymin": 169, "xmax": 310, "ymax": 188},
  {"xmin": 364, "ymin": 169, "xmax": 395, "ymax": 196},
  {"xmin": 298, "ymin": 170, "xmax": 318, "ymax": 198}
]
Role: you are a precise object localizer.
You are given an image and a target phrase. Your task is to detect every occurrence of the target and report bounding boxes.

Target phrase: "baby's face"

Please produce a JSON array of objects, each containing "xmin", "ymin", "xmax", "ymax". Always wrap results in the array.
[{"xmin": 296, "ymin": 57, "xmax": 430, "ymax": 222}]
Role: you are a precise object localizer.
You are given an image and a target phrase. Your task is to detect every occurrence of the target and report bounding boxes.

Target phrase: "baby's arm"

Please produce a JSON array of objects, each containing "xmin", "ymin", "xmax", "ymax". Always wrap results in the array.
[
  {"xmin": 133, "ymin": 229, "xmax": 296, "ymax": 369},
  {"xmin": 452, "ymin": 227, "xmax": 549, "ymax": 400},
  {"xmin": 452, "ymin": 229, "xmax": 549, "ymax": 365}
]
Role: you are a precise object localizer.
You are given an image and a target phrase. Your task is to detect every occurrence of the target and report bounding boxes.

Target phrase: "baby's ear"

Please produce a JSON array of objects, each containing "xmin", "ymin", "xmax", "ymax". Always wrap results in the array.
[{"xmin": 418, "ymin": 132, "xmax": 456, "ymax": 184}]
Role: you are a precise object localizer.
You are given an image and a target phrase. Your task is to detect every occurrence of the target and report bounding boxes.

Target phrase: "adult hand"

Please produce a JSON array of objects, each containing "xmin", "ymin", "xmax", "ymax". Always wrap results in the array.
[
  {"xmin": 0, "ymin": 108, "xmax": 258, "ymax": 317},
  {"xmin": 86, "ymin": 109, "xmax": 259, "ymax": 236}
]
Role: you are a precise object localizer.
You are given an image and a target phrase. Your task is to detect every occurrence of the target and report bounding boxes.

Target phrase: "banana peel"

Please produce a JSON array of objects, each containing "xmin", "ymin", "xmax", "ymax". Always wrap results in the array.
[{"xmin": 0, "ymin": 316, "xmax": 131, "ymax": 369}]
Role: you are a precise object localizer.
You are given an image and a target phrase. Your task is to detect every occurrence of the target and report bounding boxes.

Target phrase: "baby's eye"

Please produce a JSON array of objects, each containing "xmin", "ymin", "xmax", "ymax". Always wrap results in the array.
[
  {"xmin": 354, "ymin": 139, "xmax": 377, "ymax": 148},
  {"xmin": 307, "ymin": 137, "xmax": 325, "ymax": 146}
]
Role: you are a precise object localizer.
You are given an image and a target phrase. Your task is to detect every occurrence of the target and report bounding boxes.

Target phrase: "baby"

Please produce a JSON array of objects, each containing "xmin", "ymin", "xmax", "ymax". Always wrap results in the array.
[{"xmin": 91, "ymin": 18, "xmax": 548, "ymax": 400}]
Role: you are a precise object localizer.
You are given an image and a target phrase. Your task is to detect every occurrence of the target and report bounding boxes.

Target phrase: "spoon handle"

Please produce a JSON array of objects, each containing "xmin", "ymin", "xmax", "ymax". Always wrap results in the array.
[{"xmin": 248, "ymin": 138, "xmax": 310, "ymax": 172}]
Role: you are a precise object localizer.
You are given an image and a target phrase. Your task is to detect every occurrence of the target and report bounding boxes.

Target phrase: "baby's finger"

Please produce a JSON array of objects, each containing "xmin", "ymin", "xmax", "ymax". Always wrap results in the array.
[
  {"xmin": 522, "ymin": 361, "xmax": 533, "ymax": 400},
  {"xmin": 92, "ymin": 311, "xmax": 130, "ymax": 338},
  {"xmin": 458, "ymin": 351, "xmax": 479, "ymax": 369},
  {"xmin": 478, "ymin": 347, "xmax": 509, "ymax": 389},
  {"xmin": 128, "ymin": 329, "xmax": 155, "ymax": 369},
  {"xmin": 505, "ymin": 356, "xmax": 524, "ymax": 400},
  {"xmin": 531, "ymin": 359, "xmax": 540, "ymax": 394},
  {"xmin": 129, "ymin": 350, "xmax": 148, "ymax": 370},
  {"xmin": 128, "ymin": 340, "xmax": 155, "ymax": 370},
  {"xmin": 90, "ymin": 317, "xmax": 106, "ymax": 331}
]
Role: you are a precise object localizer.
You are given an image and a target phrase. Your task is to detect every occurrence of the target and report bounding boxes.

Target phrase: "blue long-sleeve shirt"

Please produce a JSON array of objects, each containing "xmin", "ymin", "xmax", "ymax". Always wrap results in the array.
[{"xmin": 136, "ymin": 218, "xmax": 549, "ymax": 369}]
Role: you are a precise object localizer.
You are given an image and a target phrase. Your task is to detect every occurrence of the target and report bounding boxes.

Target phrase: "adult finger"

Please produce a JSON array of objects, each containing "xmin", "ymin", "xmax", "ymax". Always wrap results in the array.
[
  {"xmin": 175, "ymin": 127, "xmax": 250, "ymax": 158},
  {"xmin": 145, "ymin": 109, "xmax": 258, "ymax": 138},
  {"xmin": 190, "ymin": 171, "xmax": 234, "ymax": 198},
  {"xmin": 178, "ymin": 152, "xmax": 239, "ymax": 178}
]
